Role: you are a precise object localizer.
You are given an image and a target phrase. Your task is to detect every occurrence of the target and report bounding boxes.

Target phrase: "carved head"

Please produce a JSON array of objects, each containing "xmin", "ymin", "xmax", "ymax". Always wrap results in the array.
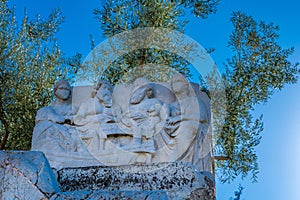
[
  {"xmin": 54, "ymin": 80, "xmax": 72, "ymax": 101},
  {"xmin": 93, "ymin": 80, "xmax": 113, "ymax": 107},
  {"xmin": 130, "ymin": 78, "xmax": 154, "ymax": 104},
  {"xmin": 171, "ymin": 73, "xmax": 189, "ymax": 95}
]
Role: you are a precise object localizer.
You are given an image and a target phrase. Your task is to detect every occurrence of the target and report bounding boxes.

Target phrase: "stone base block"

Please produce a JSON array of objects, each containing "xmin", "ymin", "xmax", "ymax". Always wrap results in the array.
[
  {"xmin": 57, "ymin": 162, "xmax": 215, "ymax": 199},
  {"xmin": 0, "ymin": 151, "xmax": 215, "ymax": 200},
  {"xmin": 0, "ymin": 151, "xmax": 59, "ymax": 199}
]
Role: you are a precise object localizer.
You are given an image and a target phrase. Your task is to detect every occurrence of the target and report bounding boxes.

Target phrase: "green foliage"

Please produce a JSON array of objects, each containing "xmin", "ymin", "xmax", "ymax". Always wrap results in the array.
[
  {"xmin": 88, "ymin": 0, "xmax": 191, "ymax": 84},
  {"xmin": 89, "ymin": 0, "xmax": 220, "ymax": 84},
  {"xmin": 214, "ymin": 12, "xmax": 299, "ymax": 183},
  {"xmin": 96, "ymin": 0, "xmax": 187, "ymax": 37},
  {"xmin": 0, "ymin": 1, "xmax": 80, "ymax": 150},
  {"xmin": 177, "ymin": 0, "xmax": 220, "ymax": 18}
]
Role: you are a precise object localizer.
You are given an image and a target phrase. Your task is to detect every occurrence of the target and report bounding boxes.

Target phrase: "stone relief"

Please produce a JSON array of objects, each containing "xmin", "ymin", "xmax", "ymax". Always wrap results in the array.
[{"xmin": 32, "ymin": 74, "xmax": 212, "ymax": 172}]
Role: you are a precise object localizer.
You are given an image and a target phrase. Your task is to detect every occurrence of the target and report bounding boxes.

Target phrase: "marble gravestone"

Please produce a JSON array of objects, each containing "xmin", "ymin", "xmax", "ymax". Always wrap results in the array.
[
  {"xmin": 31, "ymin": 75, "xmax": 213, "ymax": 172},
  {"xmin": 2, "ymin": 74, "xmax": 215, "ymax": 199}
]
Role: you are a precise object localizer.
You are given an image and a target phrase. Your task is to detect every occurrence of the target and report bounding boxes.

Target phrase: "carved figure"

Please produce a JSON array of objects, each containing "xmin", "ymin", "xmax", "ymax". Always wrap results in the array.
[
  {"xmin": 31, "ymin": 76, "xmax": 212, "ymax": 171},
  {"xmin": 32, "ymin": 80, "xmax": 84, "ymax": 153},
  {"xmin": 75, "ymin": 81, "xmax": 115, "ymax": 124},
  {"xmin": 74, "ymin": 80, "xmax": 120, "ymax": 151},
  {"xmin": 122, "ymin": 78, "xmax": 168, "ymax": 153},
  {"xmin": 154, "ymin": 74, "xmax": 209, "ymax": 168}
]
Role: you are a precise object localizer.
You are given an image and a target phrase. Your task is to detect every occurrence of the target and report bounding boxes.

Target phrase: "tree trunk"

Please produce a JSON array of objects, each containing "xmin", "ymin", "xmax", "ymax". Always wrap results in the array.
[{"xmin": 0, "ymin": 91, "xmax": 9, "ymax": 150}]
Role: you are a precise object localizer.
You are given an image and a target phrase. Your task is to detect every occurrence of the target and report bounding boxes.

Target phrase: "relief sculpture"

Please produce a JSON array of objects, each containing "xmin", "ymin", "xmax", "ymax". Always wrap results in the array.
[{"xmin": 32, "ymin": 74, "xmax": 212, "ymax": 172}]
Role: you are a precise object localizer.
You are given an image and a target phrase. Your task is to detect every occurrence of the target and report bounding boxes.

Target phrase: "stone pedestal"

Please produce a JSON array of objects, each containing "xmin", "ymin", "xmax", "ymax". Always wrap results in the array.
[
  {"xmin": 0, "ymin": 151, "xmax": 215, "ymax": 200},
  {"xmin": 57, "ymin": 162, "xmax": 215, "ymax": 199}
]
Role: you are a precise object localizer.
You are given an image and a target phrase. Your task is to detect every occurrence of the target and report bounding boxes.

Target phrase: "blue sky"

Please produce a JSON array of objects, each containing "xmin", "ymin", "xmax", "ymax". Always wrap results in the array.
[{"xmin": 8, "ymin": 0, "xmax": 300, "ymax": 199}]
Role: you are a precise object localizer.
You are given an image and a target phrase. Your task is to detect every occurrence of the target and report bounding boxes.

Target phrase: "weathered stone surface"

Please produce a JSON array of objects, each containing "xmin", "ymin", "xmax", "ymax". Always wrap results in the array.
[
  {"xmin": 57, "ymin": 162, "xmax": 215, "ymax": 200},
  {"xmin": 0, "ymin": 151, "xmax": 59, "ymax": 199}
]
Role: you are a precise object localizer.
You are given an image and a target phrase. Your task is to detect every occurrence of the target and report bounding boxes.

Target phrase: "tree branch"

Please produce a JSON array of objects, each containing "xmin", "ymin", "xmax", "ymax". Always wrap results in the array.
[{"xmin": 214, "ymin": 156, "xmax": 230, "ymax": 161}]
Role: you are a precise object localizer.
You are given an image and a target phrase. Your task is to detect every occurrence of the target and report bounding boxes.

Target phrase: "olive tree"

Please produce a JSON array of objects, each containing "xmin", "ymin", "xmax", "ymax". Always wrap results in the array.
[{"xmin": 0, "ymin": 1, "xmax": 80, "ymax": 150}]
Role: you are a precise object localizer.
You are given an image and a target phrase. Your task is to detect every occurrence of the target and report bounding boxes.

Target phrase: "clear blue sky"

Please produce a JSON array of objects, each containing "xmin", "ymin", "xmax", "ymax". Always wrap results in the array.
[{"xmin": 8, "ymin": 0, "xmax": 300, "ymax": 199}]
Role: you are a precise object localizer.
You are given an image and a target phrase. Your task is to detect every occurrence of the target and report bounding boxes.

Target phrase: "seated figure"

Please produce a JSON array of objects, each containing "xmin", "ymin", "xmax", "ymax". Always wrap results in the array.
[
  {"xmin": 121, "ymin": 78, "xmax": 168, "ymax": 153},
  {"xmin": 153, "ymin": 74, "xmax": 210, "ymax": 170},
  {"xmin": 74, "ymin": 80, "xmax": 120, "ymax": 151},
  {"xmin": 31, "ymin": 80, "xmax": 84, "ymax": 154}
]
